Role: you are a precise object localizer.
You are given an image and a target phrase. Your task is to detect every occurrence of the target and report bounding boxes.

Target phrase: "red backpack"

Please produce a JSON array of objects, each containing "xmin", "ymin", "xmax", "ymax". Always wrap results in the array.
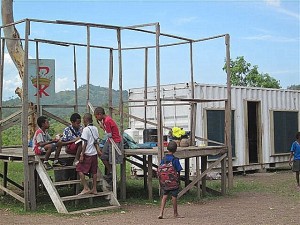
[{"xmin": 157, "ymin": 157, "xmax": 179, "ymax": 190}]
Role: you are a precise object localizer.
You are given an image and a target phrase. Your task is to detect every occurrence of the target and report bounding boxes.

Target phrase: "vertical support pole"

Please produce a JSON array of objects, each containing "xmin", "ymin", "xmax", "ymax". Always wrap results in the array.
[
  {"xmin": 86, "ymin": 26, "xmax": 90, "ymax": 112},
  {"xmin": 189, "ymin": 42, "xmax": 196, "ymax": 146},
  {"xmin": 225, "ymin": 34, "xmax": 233, "ymax": 189},
  {"xmin": 147, "ymin": 155, "xmax": 153, "ymax": 200},
  {"xmin": 144, "ymin": 47, "xmax": 148, "ymax": 131},
  {"xmin": 111, "ymin": 143, "xmax": 117, "ymax": 198},
  {"xmin": 221, "ymin": 153, "xmax": 227, "ymax": 195},
  {"xmin": 201, "ymin": 156, "xmax": 207, "ymax": 196},
  {"xmin": 196, "ymin": 157, "xmax": 200, "ymax": 198},
  {"xmin": 0, "ymin": 35, "xmax": 4, "ymax": 152},
  {"xmin": 35, "ymin": 41, "xmax": 40, "ymax": 117},
  {"xmin": 3, "ymin": 162, "xmax": 8, "ymax": 192},
  {"xmin": 142, "ymin": 48, "xmax": 149, "ymax": 191},
  {"xmin": 117, "ymin": 28, "xmax": 125, "ymax": 200},
  {"xmin": 23, "ymin": 19, "xmax": 30, "ymax": 211},
  {"xmin": 28, "ymin": 161, "xmax": 36, "ymax": 210},
  {"xmin": 108, "ymin": 48, "xmax": 113, "ymax": 117},
  {"xmin": 143, "ymin": 155, "xmax": 147, "ymax": 190},
  {"xmin": 73, "ymin": 46, "xmax": 78, "ymax": 112},
  {"xmin": 155, "ymin": 23, "xmax": 163, "ymax": 164},
  {"xmin": 184, "ymin": 158, "xmax": 189, "ymax": 187}
]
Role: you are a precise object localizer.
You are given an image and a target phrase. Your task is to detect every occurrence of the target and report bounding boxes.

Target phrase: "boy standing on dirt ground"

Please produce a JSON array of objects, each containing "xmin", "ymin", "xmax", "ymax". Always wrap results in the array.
[
  {"xmin": 33, "ymin": 116, "xmax": 64, "ymax": 170},
  {"xmin": 289, "ymin": 131, "xmax": 300, "ymax": 190},
  {"xmin": 76, "ymin": 113, "xmax": 101, "ymax": 195},
  {"xmin": 57, "ymin": 113, "xmax": 83, "ymax": 165},
  {"xmin": 94, "ymin": 106, "xmax": 123, "ymax": 182},
  {"xmin": 158, "ymin": 141, "xmax": 184, "ymax": 219}
]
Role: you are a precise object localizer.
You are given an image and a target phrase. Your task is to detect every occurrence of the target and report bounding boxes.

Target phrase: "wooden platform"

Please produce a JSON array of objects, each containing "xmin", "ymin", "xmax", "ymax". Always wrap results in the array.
[
  {"xmin": 0, "ymin": 147, "xmax": 120, "ymax": 213},
  {"xmin": 1, "ymin": 145, "xmax": 228, "ymax": 207},
  {"xmin": 121, "ymin": 145, "xmax": 228, "ymax": 200}
]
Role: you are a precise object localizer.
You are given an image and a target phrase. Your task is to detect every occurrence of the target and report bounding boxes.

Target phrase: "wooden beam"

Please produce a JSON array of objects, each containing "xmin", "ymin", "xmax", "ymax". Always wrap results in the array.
[
  {"xmin": 42, "ymin": 109, "xmax": 70, "ymax": 126},
  {"xmin": 178, "ymin": 153, "xmax": 227, "ymax": 198},
  {"xmin": 0, "ymin": 185, "xmax": 25, "ymax": 203}
]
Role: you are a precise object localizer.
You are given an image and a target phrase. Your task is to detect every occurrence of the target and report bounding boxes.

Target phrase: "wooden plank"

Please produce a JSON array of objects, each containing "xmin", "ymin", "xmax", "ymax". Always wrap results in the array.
[
  {"xmin": 0, "ymin": 109, "xmax": 22, "ymax": 125},
  {"xmin": 61, "ymin": 191, "xmax": 111, "ymax": 201},
  {"xmin": 42, "ymin": 109, "xmax": 70, "ymax": 126},
  {"xmin": 68, "ymin": 205, "xmax": 120, "ymax": 215},
  {"xmin": 54, "ymin": 179, "xmax": 82, "ymax": 186},
  {"xmin": 35, "ymin": 157, "xmax": 68, "ymax": 213},
  {"xmin": 178, "ymin": 154, "xmax": 226, "ymax": 198},
  {"xmin": 52, "ymin": 165, "xmax": 76, "ymax": 171},
  {"xmin": 0, "ymin": 184, "xmax": 25, "ymax": 203},
  {"xmin": 0, "ymin": 173, "xmax": 23, "ymax": 190}
]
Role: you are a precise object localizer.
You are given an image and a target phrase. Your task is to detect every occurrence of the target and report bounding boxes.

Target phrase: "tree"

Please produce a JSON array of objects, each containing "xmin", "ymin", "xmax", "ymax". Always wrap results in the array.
[
  {"xmin": 223, "ymin": 56, "xmax": 281, "ymax": 89},
  {"xmin": 1, "ymin": 0, "xmax": 36, "ymax": 139},
  {"xmin": 287, "ymin": 85, "xmax": 300, "ymax": 90}
]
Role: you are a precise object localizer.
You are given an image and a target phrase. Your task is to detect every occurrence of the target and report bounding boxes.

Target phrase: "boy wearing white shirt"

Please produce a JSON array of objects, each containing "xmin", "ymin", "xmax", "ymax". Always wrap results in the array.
[{"xmin": 76, "ymin": 113, "xmax": 100, "ymax": 195}]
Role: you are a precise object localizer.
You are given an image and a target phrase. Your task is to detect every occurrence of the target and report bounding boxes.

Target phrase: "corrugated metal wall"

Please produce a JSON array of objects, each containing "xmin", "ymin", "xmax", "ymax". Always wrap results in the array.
[{"xmin": 129, "ymin": 82, "xmax": 300, "ymax": 171}]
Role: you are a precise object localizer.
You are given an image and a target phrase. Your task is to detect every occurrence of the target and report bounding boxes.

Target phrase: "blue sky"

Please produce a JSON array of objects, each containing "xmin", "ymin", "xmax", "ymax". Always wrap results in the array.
[{"xmin": 1, "ymin": 0, "xmax": 299, "ymax": 100}]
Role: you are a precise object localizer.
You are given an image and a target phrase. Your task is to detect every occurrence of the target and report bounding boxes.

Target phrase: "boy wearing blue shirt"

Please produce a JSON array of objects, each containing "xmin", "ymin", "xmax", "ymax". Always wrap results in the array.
[
  {"xmin": 158, "ymin": 141, "xmax": 183, "ymax": 219},
  {"xmin": 289, "ymin": 132, "xmax": 300, "ymax": 190}
]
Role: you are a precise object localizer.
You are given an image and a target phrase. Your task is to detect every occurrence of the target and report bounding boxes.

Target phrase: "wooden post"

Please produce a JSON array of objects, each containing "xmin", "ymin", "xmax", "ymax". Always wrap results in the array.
[
  {"xmin": 35, "ymin": 41, "xmax": 40, "ymax": 117},
  {"xmin": 201, "ymin": 156, "xmax": 207, "ymax": 196},
  {"xmin": 117, "ymin": 28, "xmax": 126, "ymax": 200},
  {"xmin": 155, "ymin": 23, "xmax": 163, "ymax": 164},
  {"xmin": 143, "ymin": 48, "xmax": 149, "ymax": 191},
  {"xmin": 147, "ymin": 155, "xmax": 153, "ymax": 200},
  {"xmin": 73, "ymin": 46, "xmax": 78, "ymax": 112},
  {"xmin": 108, "ymin": 48, "xmax": 113, "ymax": 117},
  {"xmin": 0, "ymin": 37, "xmax": 4, "ymax": 152},
  {"xmin": 86, "ymin": 25, "xmax": 90, "ymax": 112},
  {"xmin": 221, "ymin": 153, "xmax": 227, "ymax": 195},
  {"xmin": 225, "ymin": 34, "xmax": 233, "ymax": 189},
  {"xmin": 196, "ymin": 157, "xmax": 200, "ymax": 198},
  {"xmin": 184, "ymin": 158, "xmax": 189, "ymax": 187},
  {"xmin": 22, "ymin": 19, "xmax": 30, "ymax": 211}
]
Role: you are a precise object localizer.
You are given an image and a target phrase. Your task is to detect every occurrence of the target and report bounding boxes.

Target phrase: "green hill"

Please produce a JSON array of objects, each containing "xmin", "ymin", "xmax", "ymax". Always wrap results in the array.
[{"xmin": 2, "ymin": 84, "xmax": 128, "ymax": 118}]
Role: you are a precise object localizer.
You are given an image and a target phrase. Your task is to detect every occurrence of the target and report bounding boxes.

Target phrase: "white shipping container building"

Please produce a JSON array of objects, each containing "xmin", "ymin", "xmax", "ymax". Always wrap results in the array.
[{"xmin": 128, "ymin": 82, "xmax": 300, "ymax": 175}]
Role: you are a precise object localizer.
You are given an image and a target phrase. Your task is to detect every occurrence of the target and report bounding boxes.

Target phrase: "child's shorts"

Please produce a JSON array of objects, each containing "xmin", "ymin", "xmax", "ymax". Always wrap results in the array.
[
  {"xmin": 101, "ymin": 141, "xmax": 123, "ymax": 164},
  {"xmin": 292, "ymin": 160, "xmax": 300, "ymax": 172},
  {"xmin": 163, "ymin": 188, "xmax": 179, "ymax": 197},
  {"xmin": 35, "ymin": 143, "xmax": 57, "ymax": 155}
]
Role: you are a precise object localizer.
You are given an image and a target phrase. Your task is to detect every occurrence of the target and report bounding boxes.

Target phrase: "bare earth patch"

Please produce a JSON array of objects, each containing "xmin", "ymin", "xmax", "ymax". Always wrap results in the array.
[{"xmin": 1, "ymin": 171, "xmax": 299, "ymax": 225}]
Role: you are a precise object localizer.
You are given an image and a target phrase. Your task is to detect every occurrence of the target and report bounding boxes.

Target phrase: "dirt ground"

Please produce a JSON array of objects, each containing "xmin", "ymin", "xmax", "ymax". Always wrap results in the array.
[{"xmin": 0, "ymin": 171, "xmax": 299, "ymax": 225}]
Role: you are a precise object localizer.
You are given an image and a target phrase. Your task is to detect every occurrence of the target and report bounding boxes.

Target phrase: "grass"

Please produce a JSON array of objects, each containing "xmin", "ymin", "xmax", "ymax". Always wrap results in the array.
[{"xmin": 1, "ymin": 161, "xmax": 299, "ymax": 215}]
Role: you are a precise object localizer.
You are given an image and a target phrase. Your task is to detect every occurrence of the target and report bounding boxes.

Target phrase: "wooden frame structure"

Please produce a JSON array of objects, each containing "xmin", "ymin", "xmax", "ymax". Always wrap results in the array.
[{"xmin": 0, "ymin": 18, "xmax": 232, "ymax": 211}]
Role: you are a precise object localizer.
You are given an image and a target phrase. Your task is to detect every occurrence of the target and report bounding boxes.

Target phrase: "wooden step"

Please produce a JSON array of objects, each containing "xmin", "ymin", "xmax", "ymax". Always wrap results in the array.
[
  {"xmin": 68, "ymin": 205, "xmax": 120, "ymax": 214},
  {"xmin": 53, "ymin": 177, "xmax": 103, "ymax": 186},
  {"xmin": 53, "ymin": 165, "xmax": 76, "ymax": 171},
  {"xmin": 61, "ymin": 191, "xmax": 112, "ymax": 201},
  {"xmin": 53, "ymin": 179, "xmax": 82, "ymax": 186}
]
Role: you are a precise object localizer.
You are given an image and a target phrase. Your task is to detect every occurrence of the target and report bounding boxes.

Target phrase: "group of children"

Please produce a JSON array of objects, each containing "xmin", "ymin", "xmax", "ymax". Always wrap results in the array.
[{"xmin": 32, "ymin": 106, "xmax": 122, "ymax": 195}]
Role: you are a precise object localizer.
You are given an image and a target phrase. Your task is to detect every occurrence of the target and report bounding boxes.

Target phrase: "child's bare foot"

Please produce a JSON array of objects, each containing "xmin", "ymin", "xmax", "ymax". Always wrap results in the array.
[
  {"xmin": 158, "ymin": 215, "xmax": 163, "ymax": 219},
  {"xmin": 91, "ymin": 189, "xmax": 98, "ymax": 195},
  {"xmin": 78, "ymin": 189, "xmax": 91, "ymax": 195}
]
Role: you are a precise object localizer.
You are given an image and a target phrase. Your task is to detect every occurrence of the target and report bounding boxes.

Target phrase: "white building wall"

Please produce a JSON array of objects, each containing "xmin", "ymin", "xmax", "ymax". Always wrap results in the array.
[{"xmin": 128, "ymin": 82, "xmax": 300, "ymax": 172}]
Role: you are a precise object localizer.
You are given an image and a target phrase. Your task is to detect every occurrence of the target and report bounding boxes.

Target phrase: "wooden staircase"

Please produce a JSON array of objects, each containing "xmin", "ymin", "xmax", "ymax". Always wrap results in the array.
[{"xmin": 35, "ymin": 157, "xmax": 120, "ymax": 214}]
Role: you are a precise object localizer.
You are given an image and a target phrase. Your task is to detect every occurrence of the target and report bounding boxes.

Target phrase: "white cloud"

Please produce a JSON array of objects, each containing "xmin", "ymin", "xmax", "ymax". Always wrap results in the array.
[
  {"xmin": 173, "ymin": 16, "xmax": 198, "ymax": 26},
  {"xmin": 264, "ymin": 0, "xmax": 300, "ymax": 20},
  {"xmin": 242, "ymin": 34, "xmax": 298, "ymax": 42},
  {"xmin": 55, "ymin": 77, "xmax": 73, "ymax": 92},
  {"xmin": 264, "ymin": 0, "xmax": 281, "ymax": 7}
]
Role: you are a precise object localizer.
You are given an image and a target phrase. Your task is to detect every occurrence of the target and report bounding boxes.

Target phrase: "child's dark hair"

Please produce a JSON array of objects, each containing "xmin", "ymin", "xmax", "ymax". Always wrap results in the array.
[
  {"xmin": 37, "ymin": 116, "xmax": 47, "ymax": 128},
  {"xmin": 84, "ymin": 113, "xmax": 93, "ymax": 123},
  {"xmin": 167, "ymin": 141, "xmax": 177, "ymax": 153},
  {"xmin": 70, "ymin": 113, "xmax": 81, "ymax": 122},
  {"xmin": 296, "ymin": 132, "xmax": 300, "ymax": 139}
]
